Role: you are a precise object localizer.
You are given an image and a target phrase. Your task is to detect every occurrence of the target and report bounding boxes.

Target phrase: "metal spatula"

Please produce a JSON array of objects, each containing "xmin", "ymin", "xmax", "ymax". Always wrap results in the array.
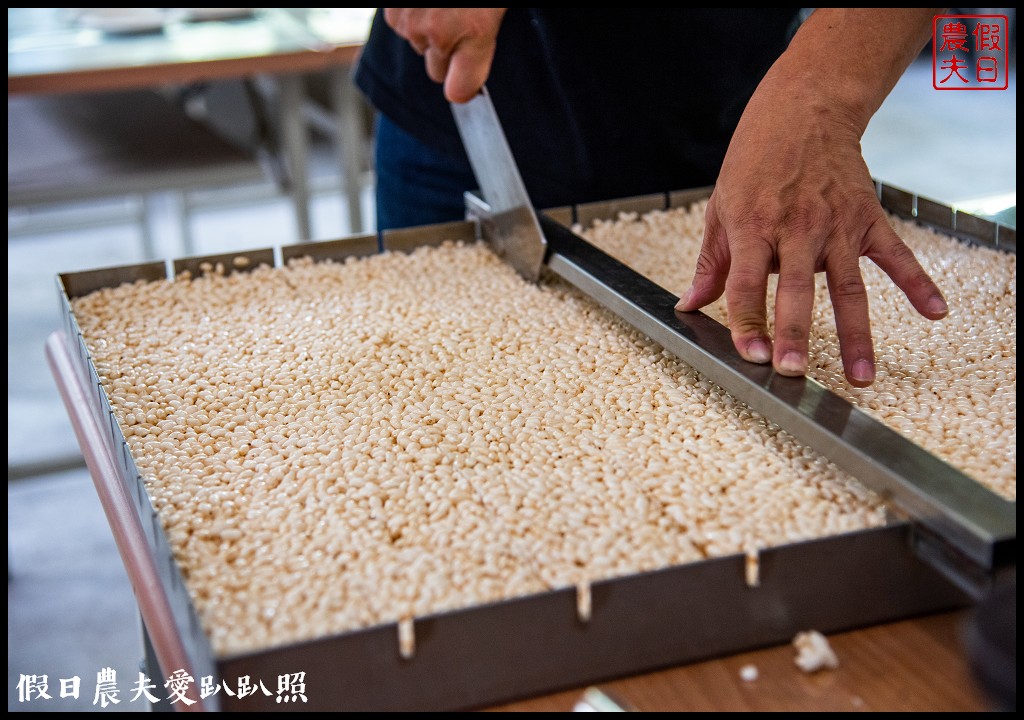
[{"xmin": 450, "ymin": 85, "xmax": 547, "ymax": 280}]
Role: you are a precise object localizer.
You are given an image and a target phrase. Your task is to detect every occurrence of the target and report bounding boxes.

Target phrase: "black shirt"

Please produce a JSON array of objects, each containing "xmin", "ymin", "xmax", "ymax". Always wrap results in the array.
[{"xmin": 355, "ymin": 8, "xmax": 802, "ymax": 209}]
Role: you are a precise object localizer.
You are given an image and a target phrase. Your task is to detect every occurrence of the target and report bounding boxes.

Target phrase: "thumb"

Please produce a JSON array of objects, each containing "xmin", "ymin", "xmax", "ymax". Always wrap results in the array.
[
  {"xmin": 676, "ymin": 200, "xmax": 730, "ymax": 312},
  {"xmin": 444, "ymin": 38, "xmax": 497, "ymax": 103}
]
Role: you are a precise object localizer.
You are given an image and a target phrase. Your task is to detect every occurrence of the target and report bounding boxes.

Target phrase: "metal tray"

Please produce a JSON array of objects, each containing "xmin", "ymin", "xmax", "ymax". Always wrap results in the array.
[{"xmin": 48, "ymin": 186, "xmax": 1012, "ymax": 711}]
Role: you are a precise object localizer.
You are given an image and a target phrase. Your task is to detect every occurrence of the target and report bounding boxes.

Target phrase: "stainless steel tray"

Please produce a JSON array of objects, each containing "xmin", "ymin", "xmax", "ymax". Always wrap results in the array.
[{"xmin": 48, "ymin": 186, "xmax": 1012, "ymax": 711}]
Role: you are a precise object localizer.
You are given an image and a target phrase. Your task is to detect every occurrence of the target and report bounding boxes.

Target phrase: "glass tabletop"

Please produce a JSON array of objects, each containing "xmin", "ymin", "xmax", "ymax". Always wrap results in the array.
[
  {"xmin": 954, "ymin": 192, "xmax": 1016, "ymax": 229},
  {"xmin": 8, "ymin": 7, "xmax": 375, "ymax": 81}
]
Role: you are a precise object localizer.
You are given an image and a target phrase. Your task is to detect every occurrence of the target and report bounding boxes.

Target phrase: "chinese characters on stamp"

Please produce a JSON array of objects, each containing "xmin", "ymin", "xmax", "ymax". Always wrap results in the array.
[{"xmin": 933, "ymin": 14, "xmax": 1009, "ymax": 90}]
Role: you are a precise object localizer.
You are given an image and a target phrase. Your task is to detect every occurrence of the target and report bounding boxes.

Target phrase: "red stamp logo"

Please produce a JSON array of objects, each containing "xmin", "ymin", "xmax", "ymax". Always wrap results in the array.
[{"xmin": 933, "ymin": 14, "xmax": 1009, "ymax": 90}]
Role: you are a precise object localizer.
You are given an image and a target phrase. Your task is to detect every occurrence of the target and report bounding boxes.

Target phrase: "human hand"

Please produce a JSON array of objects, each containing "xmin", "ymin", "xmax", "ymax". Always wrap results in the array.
[
  {"xmin": 675, "ymin": 9, "xmax": 947, "ymax": 388},
  {"xmin": 384, "ymin": 8, "xmax": 507, "ymax": 103}
]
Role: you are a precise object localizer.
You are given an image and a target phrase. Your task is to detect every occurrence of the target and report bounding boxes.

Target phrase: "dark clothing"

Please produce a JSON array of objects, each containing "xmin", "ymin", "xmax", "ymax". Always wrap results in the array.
[
  {"xmin": 356, "ymin": 8, "xmax": 802, "ymax": 228},
  {"xmin": 373, "ymin": 112, "xmax": 478, "ymax": 231}
]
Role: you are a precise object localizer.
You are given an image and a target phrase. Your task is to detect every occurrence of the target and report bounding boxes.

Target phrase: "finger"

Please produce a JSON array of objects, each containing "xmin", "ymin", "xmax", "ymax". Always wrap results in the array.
[
  {"xmin": 424, "ymin": 46, "xmax": 451, "ymax": 86},
  {"xmin": 384, "ymin": 8, "xmax": 424, "ymax": 44},
  {"xmin": 770, "ymin": 239, "xmax": 817, "ymax": 377},
  {"xmin": 383, "ymin": 8, "xmax": 404, "ymax": 31},
  {"xmin": 723, "ymin": 234, "xmax": 775, "ymax": 366},
  {"xmin": 824, "ymin": 254, "xmax": 875, "ymax": 387},
  {"xmin": 864, "ymin": 214, "xmax": 949, "ymax": 320},
  {"xmin": 676, "ymin": 197, "xmax": 730, "ymax": 312},
  {"xmin": 408, "ymin": 37, "xmax": 428, "ymax": 56},
  {"xmin": 444, "ymin": 38, "xmax": 497, "ymax": 103}
]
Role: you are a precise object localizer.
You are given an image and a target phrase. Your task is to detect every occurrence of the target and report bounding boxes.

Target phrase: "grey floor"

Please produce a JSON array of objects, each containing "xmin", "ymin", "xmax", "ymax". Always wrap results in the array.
[{"xmin": 7, "ymin": 55, "xmax": 1016, "ymax": 711}]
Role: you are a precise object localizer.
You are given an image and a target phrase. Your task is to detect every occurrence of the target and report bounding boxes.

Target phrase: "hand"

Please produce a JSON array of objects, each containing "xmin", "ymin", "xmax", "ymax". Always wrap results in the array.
[
  {"xmin": 675, "ymin": 8, "xmax": 947, "ymax": 388},
  {"xmin": 384, "ymin": 8, "xmax": 507, "ymax": 103}
]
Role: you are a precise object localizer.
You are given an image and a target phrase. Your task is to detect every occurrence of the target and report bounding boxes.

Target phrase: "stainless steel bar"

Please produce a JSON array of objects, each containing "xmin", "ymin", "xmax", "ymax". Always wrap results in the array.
[{"xmin": 538, "ymin": 214, "xmax": 1014, "ymax": 574}]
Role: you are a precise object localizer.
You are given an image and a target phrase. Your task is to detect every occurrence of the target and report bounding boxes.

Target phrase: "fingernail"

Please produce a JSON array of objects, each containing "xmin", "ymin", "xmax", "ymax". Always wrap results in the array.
[
  {"xmin": 674, "ymin": 289, "xmax": 692, "ymax": 311},
  {"xmin": 851, "ymin": 359, "xmax": 875, "ymax": 384},
  {"xmin": 746, "ymin": 338, "xmax": 772, "ymax": 364},
  {"xmin": 779, "ymin": 352, "xmax": 807, "ymax": 375},
  {"xmin": 926, "ymin": 295, "xmax": 948, "ymax": 317}
]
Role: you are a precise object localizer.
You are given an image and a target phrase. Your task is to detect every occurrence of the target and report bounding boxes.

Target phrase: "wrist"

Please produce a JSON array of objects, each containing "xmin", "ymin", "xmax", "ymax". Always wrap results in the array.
[{"xmin": 779, "ymin": 8, "xmax": 939, "ymax": 134}]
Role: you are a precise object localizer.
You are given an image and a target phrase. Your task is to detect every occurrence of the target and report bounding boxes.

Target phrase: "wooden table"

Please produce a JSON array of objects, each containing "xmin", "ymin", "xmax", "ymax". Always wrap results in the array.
[
  {"xmin": 490, "ymin": 610, "xmax": 992, "ymax": 711},
  {"xmin": 8, "ymin": 7, "xmax": 375, "ymax": 238}
]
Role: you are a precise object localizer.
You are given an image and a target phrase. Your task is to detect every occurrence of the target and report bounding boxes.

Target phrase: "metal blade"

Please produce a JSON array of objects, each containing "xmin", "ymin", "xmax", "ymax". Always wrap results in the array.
[{"xmin": 451, "ymin": 86, "xmax": 546, "ymax": 280}]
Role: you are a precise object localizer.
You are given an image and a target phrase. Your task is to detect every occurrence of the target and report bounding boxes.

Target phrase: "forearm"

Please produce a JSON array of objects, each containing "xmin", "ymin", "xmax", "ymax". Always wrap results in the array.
[{"xmin": 776, "ymin": 8, "xmax": 941, "ymax": 134}]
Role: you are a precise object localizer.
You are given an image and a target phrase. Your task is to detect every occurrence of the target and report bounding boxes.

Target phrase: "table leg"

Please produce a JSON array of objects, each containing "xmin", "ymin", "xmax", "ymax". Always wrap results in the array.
[
  {"xmin": 327, "ymin": 65, "xmax": 367, "ymax": 234},
  {"xmin": 277, "ymin": 73, "xmax": 312, "ymax": 242},
  {"xmin": 141, "ymin": 614, "xmax": 174, "ymax": 712}
]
